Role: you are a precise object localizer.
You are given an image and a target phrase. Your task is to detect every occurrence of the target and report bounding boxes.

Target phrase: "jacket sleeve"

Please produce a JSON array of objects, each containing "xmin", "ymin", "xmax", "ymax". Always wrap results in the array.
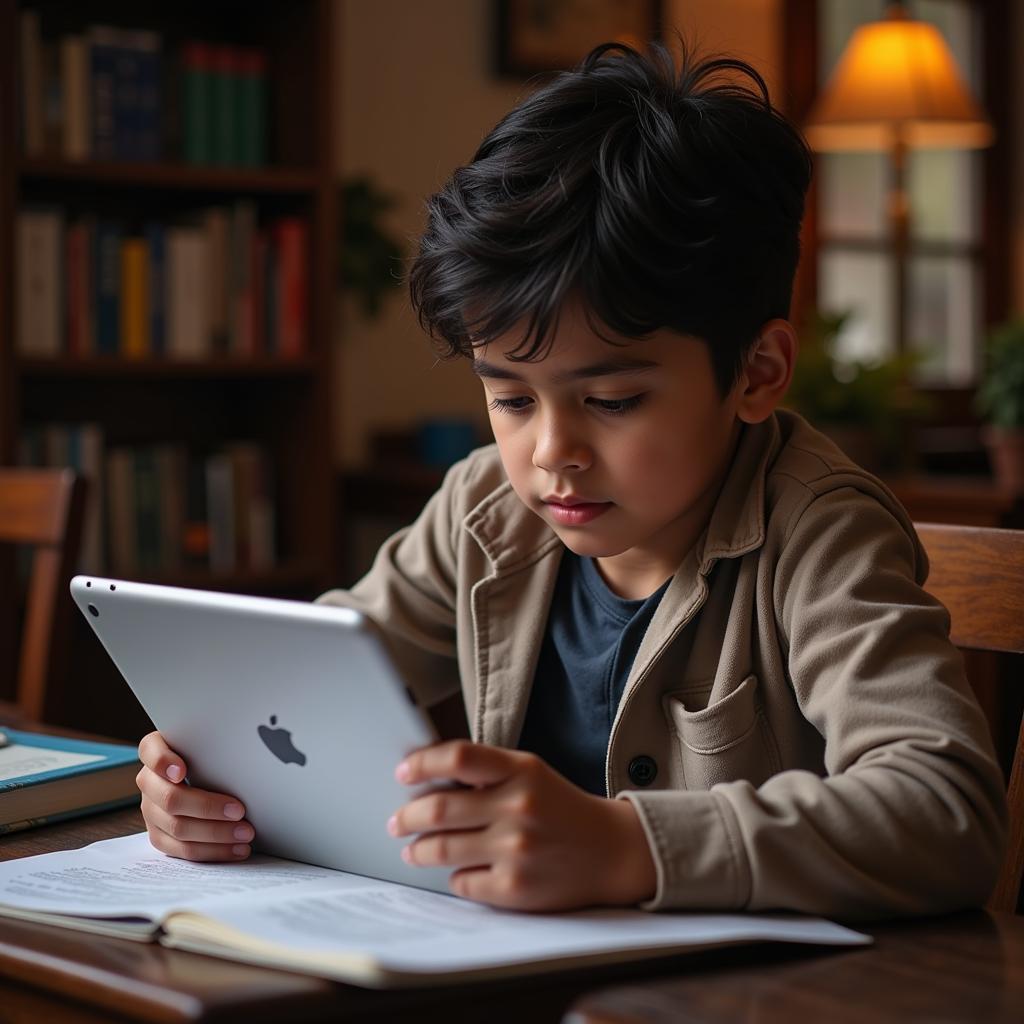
[
  {"xmin": 314, "ymin": 458, "xmax": 471, "ymax": 711},
  {"xmin": 619, "ymin": 487, "xmax": 1008, "ymax": 920}
]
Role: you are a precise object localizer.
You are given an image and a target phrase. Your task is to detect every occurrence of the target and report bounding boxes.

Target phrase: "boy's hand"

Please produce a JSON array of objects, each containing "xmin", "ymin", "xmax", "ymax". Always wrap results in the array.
[
  {"xmin": 136, "ymin": 731, "xmax": 255, "ymax": 861},
  {"xmin": 388, "ymin": 741, "xmax": 657, "ymax": 911}
]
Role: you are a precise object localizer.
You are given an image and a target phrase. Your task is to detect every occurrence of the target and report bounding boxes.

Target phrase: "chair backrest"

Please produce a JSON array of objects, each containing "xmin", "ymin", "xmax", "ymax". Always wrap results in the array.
[
  {"xmin": 914, "ymin": 522, "xmax": 1024, "ymax": 915},
  {"xmin": 0, "ymin": 468, "xmax": 86, "ymax": 721}
]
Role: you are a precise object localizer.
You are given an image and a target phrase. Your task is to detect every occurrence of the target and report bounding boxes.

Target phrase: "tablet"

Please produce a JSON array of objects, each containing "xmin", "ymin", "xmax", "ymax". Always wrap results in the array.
[{"xmin": 70, "ymin": 576, "xmax": 453, "ymax": 895}]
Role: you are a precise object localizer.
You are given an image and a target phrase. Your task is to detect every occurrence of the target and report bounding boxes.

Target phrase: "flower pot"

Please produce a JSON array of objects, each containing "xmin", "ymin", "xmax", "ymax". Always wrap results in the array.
[{"xmin": 983, "ymin": 427, "xmax": 1024, "ymax": 492}]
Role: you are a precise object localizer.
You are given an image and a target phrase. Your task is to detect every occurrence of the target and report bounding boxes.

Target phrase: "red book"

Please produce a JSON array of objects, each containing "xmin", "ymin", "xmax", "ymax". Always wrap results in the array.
[
  {"xmin": 65, "ymin": 221, "xmax": 91, "ymax": 357},
  {"xmin": 273, "ymin": 218, "xmax": 308, "ymax": 358}
]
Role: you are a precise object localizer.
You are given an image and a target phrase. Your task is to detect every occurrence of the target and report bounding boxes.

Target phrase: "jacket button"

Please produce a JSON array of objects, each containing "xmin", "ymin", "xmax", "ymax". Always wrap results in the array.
[{"xmin": 628, "ymin": 755, "xmax": 657, "ymax": 787}]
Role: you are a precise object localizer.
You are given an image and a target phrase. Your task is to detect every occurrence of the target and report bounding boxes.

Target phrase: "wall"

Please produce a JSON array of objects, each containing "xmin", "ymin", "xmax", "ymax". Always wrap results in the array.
[{"xmin": 333, "ymin": 0, "xmax": 782, "ymax": 466}]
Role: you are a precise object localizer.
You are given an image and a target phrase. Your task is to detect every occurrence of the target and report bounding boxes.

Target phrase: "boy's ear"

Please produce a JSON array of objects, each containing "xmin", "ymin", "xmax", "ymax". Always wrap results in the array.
[{"xmin": 735, "ymin": 319, "xmax": 798, "ymax": 425}]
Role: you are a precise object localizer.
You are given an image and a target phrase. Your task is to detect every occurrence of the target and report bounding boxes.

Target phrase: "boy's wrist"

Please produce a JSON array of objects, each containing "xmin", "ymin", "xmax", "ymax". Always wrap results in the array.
[{"xmin": 602, "ymin": 797, "xmax": 657, "ymax": 906}]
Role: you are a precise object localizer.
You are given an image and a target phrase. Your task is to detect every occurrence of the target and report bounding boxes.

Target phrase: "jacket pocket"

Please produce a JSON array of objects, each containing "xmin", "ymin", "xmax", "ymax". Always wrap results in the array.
[{"xmin": 663, "ymin": 674, "xmax": 778, "ymax": 789}]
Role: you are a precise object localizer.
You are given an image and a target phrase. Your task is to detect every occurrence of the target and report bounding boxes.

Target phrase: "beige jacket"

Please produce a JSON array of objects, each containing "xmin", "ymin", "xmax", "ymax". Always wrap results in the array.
[{"xmin": 318, "ymin": 409, "xmax": 1007, "ymax": 921}]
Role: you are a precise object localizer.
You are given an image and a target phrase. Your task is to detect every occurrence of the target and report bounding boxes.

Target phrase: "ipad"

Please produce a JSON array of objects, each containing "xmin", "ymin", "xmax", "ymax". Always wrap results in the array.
[{"xmin": 70, "ymin": 576, "xmax": 453, "ymax": 895}]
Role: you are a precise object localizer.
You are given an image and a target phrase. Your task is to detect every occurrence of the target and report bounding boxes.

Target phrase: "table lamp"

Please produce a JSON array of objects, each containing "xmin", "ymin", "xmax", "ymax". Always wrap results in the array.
[{"xmin": 803, "ymin": 4, "xmax": 993, "ymax": 355}]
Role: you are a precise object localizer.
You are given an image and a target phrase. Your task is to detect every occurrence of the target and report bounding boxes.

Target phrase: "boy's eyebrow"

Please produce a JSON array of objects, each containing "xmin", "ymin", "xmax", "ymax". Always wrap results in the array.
[{"xmin": 471, "ymin": 357, "xmax": 659, "ymax": 384}]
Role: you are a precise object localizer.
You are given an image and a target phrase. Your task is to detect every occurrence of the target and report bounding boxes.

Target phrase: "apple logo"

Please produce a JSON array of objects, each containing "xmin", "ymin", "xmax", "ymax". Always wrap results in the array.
[{"xmin": 258, "ymin": 715, "xmax": 307, "ymax": 766}]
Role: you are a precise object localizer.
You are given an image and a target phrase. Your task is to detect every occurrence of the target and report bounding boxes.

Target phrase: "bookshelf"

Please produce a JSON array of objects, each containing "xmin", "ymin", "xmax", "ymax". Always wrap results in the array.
[{"xmin": 0, "ymin": 0, "xmax": 338, "ymax": 736}]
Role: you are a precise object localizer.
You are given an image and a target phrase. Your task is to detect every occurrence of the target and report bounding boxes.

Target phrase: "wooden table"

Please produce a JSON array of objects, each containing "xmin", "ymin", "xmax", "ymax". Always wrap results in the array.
[{"xmin": 2, "ymin": 809, "xmax": 1023, "ymax": 1023}]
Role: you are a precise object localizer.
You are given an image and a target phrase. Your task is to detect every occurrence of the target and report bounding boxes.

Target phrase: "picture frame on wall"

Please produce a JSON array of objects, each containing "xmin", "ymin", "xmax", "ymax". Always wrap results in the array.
[{"xmin": 495, "ymin": 0, "xmax": 662, "ymax": 76}]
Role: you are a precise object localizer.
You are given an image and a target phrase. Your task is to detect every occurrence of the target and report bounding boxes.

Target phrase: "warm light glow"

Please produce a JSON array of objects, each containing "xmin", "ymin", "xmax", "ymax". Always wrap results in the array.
[{"xmin": 805, "ymin": 13, "xmax": 993, "ymax": 151}]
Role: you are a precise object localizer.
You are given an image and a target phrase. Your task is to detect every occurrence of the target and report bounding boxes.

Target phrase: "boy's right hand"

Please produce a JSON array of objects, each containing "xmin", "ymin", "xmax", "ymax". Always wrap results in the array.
[{"xmin": 137, "ymin": 731, "xmax": 254, "ymax": 861}]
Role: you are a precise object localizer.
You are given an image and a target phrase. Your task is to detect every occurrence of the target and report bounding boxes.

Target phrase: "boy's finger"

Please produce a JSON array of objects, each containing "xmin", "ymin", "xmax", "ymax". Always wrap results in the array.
[
  {"xmin": 397, "ymin": 740, "xmax": 522, "ymax": 788},
  {"xmin": 144, "ymin": 771, "xmax": 246, "ymax": 821},
  {"xmin": 387, "ymin": 787, "xmax": 489, "ymax": 837},
  {"xmin": 146, "ymin": 824, "xmax": 251, "ymax": 863},
  {"xmin": 142, "ymin": 797, "xmax": 255, "ymax": 846},
  {"xmin": 402, "ymin": 828, "xmax": 489, "ymax": 869},
  {"xmin": 138, "ymin": 732, "xmax": 187, "ymax": 783}
]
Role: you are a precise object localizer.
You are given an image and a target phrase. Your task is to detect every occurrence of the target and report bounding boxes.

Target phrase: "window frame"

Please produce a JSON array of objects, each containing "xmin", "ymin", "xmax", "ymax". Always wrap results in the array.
[{"xmin": 781, "ymin": 0, "xmax": 1012, "ymax": 437}]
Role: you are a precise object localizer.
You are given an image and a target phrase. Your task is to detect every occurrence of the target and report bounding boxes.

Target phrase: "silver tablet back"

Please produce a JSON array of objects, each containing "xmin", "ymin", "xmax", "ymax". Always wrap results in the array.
[{"xmin": 70, "ymin": 576, "xmax": 452, "ymax": 894}]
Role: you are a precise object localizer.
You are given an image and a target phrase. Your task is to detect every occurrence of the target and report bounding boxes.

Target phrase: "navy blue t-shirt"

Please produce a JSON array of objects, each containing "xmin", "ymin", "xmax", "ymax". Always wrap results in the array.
[{"xmin": 516, "ymin": 552, "xmax": 671, "ymax": 796}]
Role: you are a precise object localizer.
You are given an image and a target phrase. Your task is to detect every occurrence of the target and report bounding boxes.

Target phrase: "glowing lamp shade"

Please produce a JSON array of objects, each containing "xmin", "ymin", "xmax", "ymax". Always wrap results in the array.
[{"xmin": 804, "ymin": 15, "xmax": 993, "ymax": 151}]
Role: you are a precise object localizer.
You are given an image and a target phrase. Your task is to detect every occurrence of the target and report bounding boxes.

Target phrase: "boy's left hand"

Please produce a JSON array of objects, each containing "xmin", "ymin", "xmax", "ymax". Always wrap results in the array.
[{"xmin": 387, "ymin": 740, "xmax": 657, "ymax": 911}]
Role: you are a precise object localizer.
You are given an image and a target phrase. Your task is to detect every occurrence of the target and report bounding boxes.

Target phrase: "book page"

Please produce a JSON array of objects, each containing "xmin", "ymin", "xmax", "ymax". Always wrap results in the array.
[
  {"xmin": 174, "ymin": 883, "xmax": 870, "ymax": 977},
  {"xmin": 0, "ymin": 832, "xmax": 870, "ymax": 983},
  {"xmin": 0, "ymin": 832, "xmax": 368, "ymax": 919},
  {"xmin": 0, "ymin": 743, "xmax": 104, "ymax": 781}
]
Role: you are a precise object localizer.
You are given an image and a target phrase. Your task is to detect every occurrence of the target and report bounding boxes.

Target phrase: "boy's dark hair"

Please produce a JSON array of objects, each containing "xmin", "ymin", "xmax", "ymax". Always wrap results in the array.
[{"xmin": 408, "ymin": 39, "xmax": 813, "ymax": 395}]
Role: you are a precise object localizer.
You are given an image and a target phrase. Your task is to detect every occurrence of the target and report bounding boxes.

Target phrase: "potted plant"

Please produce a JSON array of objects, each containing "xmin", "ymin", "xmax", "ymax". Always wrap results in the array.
[
  {"xmin": 785, "ymin": 309, "xmax": 928, "ymax": 472},
  {"xmin": 976, "ymin": 317, "xmax": 1024, "ymax": 492},
  {"xmin": 337, "ymin": 176, "xmax": 405, "ymax": 319}
]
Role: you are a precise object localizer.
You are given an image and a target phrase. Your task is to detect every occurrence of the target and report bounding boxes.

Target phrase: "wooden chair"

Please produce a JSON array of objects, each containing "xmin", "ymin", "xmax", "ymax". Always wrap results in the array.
[
  {"xmin": 914, "ymin": 522, "xmax": 1024, "ymax": 914},
  {"xmin": 0, "ymin": 468, "xmax": 87, "ymax": 722}
]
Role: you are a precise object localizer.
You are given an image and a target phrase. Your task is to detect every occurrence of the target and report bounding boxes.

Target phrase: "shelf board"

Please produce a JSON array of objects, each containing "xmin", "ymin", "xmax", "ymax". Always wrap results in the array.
[
  {"xmin": 19, "ymin": 158, "xmax": 320, "ymax": 194},
  {"xmin": 18, "ymin": 356, "xmax": 317, "ymax": 378}
]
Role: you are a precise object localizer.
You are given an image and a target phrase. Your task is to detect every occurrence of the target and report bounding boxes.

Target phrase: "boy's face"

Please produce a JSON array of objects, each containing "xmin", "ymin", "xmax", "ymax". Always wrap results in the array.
[{"xmin": 473, "ymin": 299, "xmax": 747, "ymax": 598}]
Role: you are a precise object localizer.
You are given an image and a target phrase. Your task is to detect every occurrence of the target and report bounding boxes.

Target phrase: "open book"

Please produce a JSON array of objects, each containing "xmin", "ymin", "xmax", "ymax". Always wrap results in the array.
[{"xmin": 0, "ymin": 832, "xmax": 870, "ymax": 988}]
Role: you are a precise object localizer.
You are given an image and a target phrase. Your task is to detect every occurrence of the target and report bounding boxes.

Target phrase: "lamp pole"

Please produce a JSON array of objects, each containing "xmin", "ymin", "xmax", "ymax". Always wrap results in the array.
[{"xmin": 888, "ymin": 123, "xmax": 910, "ymax": 356}]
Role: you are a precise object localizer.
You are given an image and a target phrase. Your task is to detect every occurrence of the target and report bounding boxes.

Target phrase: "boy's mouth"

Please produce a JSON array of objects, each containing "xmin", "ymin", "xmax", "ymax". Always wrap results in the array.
[{"xmin": 542, "ymin": 497, "xmax": 613, "ymax": 526}]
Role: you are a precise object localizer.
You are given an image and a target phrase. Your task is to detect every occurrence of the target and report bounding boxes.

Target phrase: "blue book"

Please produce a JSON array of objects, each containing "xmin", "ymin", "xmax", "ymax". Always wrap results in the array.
[
  {"xmin": 136, "ymin": 33, "xmax": 162, "ymax": 160},
  {"xmin": 88, "ymin": 26, "xmax": 119, "ymax": 160},
  {"xmin": 145, "ymin": 221, "xmax": 166, "ymax": 354},
  {"xmin": 0, "ymin": 729, "xmax": 139, "ymax": 835},
  {"xmin": 94, "ymin": 220, "xmax": 121, "ymax": 354}
]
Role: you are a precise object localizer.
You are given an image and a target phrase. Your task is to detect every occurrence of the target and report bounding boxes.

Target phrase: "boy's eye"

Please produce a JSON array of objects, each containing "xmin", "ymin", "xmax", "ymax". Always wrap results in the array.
[
  {"xmin": 488, "ymin": 396, "xmax": 533, "ymax": 415},
  {"xmin": 587, "ymin": 394, "xmax": 647, "ymax": 415}
]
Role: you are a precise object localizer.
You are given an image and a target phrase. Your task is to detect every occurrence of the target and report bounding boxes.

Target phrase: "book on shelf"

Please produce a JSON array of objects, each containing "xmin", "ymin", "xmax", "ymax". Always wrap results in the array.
[
  {"xmin": 0, "ymin": 831, "xmax": 870, "ymax": 988},
  {"xmin": 106, "ymin": 443, "xmax": 276, "ymax": 577},
  {"xmin": 145, "ymin": 220, "xmax": 166, "ymax": 355},
  {"xmin": 120, "ymin": 236, "xmax": 149, "ymax": 356},
  {"xmin": 181, "ymin": 40, "xmax": 268, "ymax": 166},
  {"xmin": 95, "ymin": 218, "xmax": 122, "ymax": 354},
  {"xmin": 0, "ymin": 729, "xmax": 139, "ymax": 836},
  {"xmin": 59, "ymin": 33, "xmax": 90, "ymax": 160},
  {"xmin": 15, "ymin": 207, "xmax": 63, "ymax": 357},
  {"xmin": 274, "ymin": 217, "xmax": 309, "ymax": 359},
  {"xmin": 19, "ymin": 11, "xmax": 268, "ymax": 167},
  {"xmin": 18, "ymin": 423, "xmax": 105, "ymax": 575},
  {"xmin": 16, "ymin": 202, "xmax": 308, "ymax": 361},
  {"xmin": 18, "ymin": 425, "xmax": 276, "ymax": 577}
]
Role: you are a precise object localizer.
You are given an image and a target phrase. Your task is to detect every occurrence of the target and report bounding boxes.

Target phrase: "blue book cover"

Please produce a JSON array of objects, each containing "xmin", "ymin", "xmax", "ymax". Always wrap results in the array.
[
  {"xmin": 94, "ymin": 220, "xmax": 121, "ymax": 354},
  {"xmin": 88, "ymin": 27, "xmax": 119, "ymax": 160},
  {"xmin": 112, "ymin": 33, "xmax": 141, "ymax": 160},
  {"xmin": 0, "ymin": 729, "xmax": 140, "ymax": 835},
  {"xmin": 145, "ymin": 221, "xmax": 166, "ymax": 354},
  {"xmin": 137, "ymin": 34, "xmax": 162, "ymax": 160}
]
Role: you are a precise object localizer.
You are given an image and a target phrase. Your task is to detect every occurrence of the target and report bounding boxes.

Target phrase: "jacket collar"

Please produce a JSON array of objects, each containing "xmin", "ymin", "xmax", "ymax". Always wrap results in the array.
[
  {"xmin": 464, "ymin": 413, "xmax": 782, "ymax": 577},
  {"xmin": 694, "ymin": 414, "xmax": 781, "ymax": 574}
]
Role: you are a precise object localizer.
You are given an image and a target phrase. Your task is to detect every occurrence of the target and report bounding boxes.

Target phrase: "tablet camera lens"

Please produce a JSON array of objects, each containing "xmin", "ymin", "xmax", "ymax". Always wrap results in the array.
[{"xmin": 88, "ymin": 604, "xmax": 99, "ymax": 618}]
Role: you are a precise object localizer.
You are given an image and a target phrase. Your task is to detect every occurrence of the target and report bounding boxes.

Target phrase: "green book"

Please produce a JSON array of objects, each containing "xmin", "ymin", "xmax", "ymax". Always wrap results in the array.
[
  {"xmin": 211, "ymin": 45, "xmax": 236, "ymax": 164},
  {"xmin": 237, "ymin": 48, "xmax": 267, "ymax": 167},
  {"xmin": 182, "ymin": 40, "xmax": 212, "ymax": 164}
]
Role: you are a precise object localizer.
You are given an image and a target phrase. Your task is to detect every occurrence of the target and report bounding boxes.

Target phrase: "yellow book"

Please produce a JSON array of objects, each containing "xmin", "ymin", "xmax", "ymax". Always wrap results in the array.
[{"xmin": 120, "ymin": 238, "xmax": 150, "ymax": 357}]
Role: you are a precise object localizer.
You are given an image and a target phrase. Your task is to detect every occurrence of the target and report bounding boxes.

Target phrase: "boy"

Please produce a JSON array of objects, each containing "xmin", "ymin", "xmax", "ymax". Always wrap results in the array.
[{"xmin": 136, "ymin": 41, "xmax": 1006, "ymax": 919}]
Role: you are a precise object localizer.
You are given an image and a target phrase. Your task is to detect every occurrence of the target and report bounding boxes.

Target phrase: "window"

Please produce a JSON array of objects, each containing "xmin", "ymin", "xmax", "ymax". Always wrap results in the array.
[{"xmin": 816, "ymin": 0, "xmax": 986, "ymax": 385}]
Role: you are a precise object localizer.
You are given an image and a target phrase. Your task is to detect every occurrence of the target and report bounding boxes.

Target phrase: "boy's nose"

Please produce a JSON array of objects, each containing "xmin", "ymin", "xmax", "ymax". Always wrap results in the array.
[{"xmin": 532, "ymin": 417, "xmax": 592, "ymax": 473}]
